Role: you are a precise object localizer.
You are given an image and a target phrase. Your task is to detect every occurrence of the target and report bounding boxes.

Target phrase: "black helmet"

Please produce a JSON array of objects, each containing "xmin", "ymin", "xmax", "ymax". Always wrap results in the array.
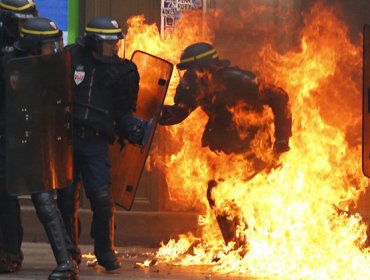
[
  {"xmin": 0, "ymin": 0, "xmax": 38, "ymax": 18},
  {"xmin": 83, "ymin": 16, "xmax": 123, "ymax": 51},
  {"xmin": 177, "ymin": 42, "xmax": 222, "ymax": 70},
  {"xmin": 15, "ymin": 17, "xmax": 63, "ymax": 54},
  {"xmin": 0, "ymin": 0, "xmax": 38, "ymax": 44}
]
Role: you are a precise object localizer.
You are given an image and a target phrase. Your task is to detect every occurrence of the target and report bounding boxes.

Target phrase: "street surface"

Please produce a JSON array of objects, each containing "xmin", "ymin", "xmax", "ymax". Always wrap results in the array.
[{"xmin": 0, "ymin": 242, "xmax": 263, "ymax": 280}]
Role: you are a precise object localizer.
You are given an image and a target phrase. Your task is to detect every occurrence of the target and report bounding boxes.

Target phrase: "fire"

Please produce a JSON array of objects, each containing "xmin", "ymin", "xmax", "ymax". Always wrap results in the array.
[{"xmin": 123, "ymin": 2, "xmax": 370, "ymax": 279}]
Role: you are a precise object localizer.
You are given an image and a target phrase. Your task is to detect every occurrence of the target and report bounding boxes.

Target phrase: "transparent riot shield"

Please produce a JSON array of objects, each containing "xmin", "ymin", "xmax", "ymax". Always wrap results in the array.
[
  {"xmin": 110, "ymin": 51, "xmax": 173, "ymax": 210},
  {"xmin": 363, "ymin": 25, "xmax": 370, "ymax": 177},
  {"xmin": 5, "ymin": 51, "xmax": 72, "ymax": 195}
]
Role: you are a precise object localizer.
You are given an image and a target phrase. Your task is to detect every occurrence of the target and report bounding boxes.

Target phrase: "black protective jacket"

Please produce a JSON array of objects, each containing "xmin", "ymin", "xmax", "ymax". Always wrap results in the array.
[
  {"xmin": 68, "ymin": 43, "xmax": 140, "ymax": 143},
  {"xmin": 159, "ymin": 64, "xmax": 292, "ymax": 155}
]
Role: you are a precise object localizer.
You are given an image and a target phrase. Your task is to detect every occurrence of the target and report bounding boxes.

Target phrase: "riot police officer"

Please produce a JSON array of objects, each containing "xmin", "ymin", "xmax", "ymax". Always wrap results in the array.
[
  {"xmin": 57, "ymin": 16, "xmax": 149, "ymax": 271},
  {"xmin": 159, "ymin": 42, "xmax": 292, "ymax": 245},
  {"xmin": 3, "ymin": 17, "xmax": 78, "ymax": 279},
  {"xmin": 0, "ymin": 0, "xmax": 38, "ymax": 273}
]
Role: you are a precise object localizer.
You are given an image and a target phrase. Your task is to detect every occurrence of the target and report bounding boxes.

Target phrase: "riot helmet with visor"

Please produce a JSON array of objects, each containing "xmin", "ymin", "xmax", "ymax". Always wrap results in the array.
[
  {"xmin": 14, "ymin": 17, "xmax": 63, "ymax": 55},
  {"xmin": 0, "ymin": 0, "xmax": 38, "ymax": 45},
  {"xmin": 82, "ymin": 16, "xmax": 124, "ymax": 59}
]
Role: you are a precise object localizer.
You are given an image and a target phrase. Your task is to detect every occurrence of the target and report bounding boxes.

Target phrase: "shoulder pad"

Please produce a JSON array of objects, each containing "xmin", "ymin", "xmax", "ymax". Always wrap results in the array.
[
  {"xmin": 115, "ymin": 58, "xmax": 138, "ymax": 71},
  {"xmin": 126, "ymin": 59, "xmax": 138, "ymax": 71}
]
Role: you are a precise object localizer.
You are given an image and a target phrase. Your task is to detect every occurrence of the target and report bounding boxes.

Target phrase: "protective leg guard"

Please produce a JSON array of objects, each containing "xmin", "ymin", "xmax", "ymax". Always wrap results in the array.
[
  {"xmin": 57, "ymin": 183, "xmax": 82, "ymax": 264},
  {"xmin": 31, "ymin": 192, "xmax": 79, "ymax": 280},
  {"xmin": 88, "ymin": 188, "xmax": 121, "ymax": 271}
]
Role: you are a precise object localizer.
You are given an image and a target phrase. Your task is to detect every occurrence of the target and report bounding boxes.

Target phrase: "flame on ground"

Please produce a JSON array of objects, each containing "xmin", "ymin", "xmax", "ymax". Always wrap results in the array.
[{"xmin": 123, "ymin": 2, "xmax": 370, "ymax": 279}]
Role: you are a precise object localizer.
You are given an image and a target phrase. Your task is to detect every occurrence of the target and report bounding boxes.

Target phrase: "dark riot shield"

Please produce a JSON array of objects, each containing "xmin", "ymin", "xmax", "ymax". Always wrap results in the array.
[
  {"xmin": 110, "ymin": 51, "xmax": 173, "ymax": 210},
  {"xmin": 363, "ymin": 25, "xmax": 370, "ymax": 177},
  {"xmin": 5, "ymin": 51, "xmax": 73, "ymax": 195}
]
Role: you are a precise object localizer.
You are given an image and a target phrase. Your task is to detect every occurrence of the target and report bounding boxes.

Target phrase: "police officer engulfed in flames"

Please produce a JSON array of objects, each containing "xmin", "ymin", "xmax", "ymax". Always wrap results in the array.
[{"xmin": 159, "ymin": 42, "xmax": 292, "ymax": 247}]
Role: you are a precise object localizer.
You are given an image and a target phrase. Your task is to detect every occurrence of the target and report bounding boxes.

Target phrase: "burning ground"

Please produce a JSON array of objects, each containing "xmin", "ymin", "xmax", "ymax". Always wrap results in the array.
[{"xmin": 123, "ymin": 1, "xmax": 370, "ymax": 279}]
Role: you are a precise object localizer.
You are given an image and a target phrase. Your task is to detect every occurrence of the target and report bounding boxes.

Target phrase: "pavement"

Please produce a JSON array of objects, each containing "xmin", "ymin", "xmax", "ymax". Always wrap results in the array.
[{"xmin": 0, "ymin": 242, "xmax": 257, "ymax": 280}]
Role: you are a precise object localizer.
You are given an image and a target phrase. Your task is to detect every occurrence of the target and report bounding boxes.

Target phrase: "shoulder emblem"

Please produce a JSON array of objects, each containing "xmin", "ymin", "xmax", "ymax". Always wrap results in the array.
[{"xmin": 74, "ymin": 65, "xmax": 85, "ymax": 85}]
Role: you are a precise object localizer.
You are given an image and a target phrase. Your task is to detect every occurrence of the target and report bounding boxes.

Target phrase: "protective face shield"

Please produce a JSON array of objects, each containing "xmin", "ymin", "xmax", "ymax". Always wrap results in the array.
[
  {"xmin": 40, "ymin": 37, "xmax": 63, "ymax": 55},
  {"xmin": 98, "ymin": 39, "xmax": 121, "ymax": 58}
]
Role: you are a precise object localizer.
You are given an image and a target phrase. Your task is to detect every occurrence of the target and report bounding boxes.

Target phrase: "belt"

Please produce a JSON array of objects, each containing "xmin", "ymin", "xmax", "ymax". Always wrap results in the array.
[{"xmin": 74, "ymin": 126, "xmax": 101, "ymax": 139}]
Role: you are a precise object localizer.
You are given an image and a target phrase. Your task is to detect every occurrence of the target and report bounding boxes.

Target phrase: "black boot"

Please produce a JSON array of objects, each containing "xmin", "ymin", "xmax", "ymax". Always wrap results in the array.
[
  {"xmin": 0, "ymin": 250, "xmax": 23, "ymax": 273},
  {"xmin": 31, "ymin": 192, "xmax": 79, "ymax": 280},
  {"xmin": 57, "ymin": 183, "xmax": 82, "ymax": 264},
  {"xmin": 48, "ymin": 259, "xmax": 78, "ymax": 280},
  {"xmin": 89, "ymin": 188, "xmax": 121, "ymax": 271}
]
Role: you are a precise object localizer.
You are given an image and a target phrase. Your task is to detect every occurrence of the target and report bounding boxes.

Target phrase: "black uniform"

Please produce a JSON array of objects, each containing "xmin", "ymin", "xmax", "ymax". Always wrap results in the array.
[
  {"xmin": 160, "ymin": 63, "xmax": 292, "ymax": 157},
  {"xmin": 0, "ymin": 0, "xmax": 38, "ymax": 272},
  {"xmin": 0, "ymin": 43, "xmax": 23, "ymax": 274},
  {"xmin": 57, "ymin": 42, "xmax": 140, "ymax": 270},
  {"xmin": 2, "ymin": 16, "xmax": 78, "ymax": 280}
]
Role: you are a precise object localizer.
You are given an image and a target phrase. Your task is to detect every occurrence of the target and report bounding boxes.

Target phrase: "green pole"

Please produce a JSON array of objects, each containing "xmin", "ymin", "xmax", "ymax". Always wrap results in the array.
[{"xmin": 67, "ymin": 0, "xmax": 79, "ymax": 44}]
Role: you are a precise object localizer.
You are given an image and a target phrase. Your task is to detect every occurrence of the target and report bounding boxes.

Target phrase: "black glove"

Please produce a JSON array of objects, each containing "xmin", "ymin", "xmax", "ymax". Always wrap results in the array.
[
  {"xmin": 127, "ymin": 120, "xmax": 146, "ymax": 145},
  {"xmin": 273, "ymin": 139, "xmax": 290, "ymax": 155}
]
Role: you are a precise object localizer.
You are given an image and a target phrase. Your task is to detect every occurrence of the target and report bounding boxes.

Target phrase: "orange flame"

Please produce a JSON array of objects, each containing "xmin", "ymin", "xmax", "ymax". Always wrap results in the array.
[{"xmin": 123, "ymin": 2, "xmax": 370, "ymax": 278}]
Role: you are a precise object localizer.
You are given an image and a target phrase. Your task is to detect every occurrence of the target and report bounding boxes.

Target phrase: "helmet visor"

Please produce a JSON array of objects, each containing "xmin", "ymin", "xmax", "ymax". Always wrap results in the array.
[
  {"xmin": 117, "ymin": 38, "xmax": 125, "ymax": 58},
  {"xmin": 11, "ymin": 11, "xmax": 36, "ymax": 19},
  {"xmin": 41, "ymin": 37, "xmax": 63, "ymax": 55}
]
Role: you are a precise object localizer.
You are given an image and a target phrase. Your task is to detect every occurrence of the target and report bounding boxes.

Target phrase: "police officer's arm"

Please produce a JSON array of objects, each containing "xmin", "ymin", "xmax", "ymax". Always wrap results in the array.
[
  {"xmin": 260, "ymin": 85, "xmax": 292, "ymax": 154},
  {"xmin": 113, "ymin": 60, "xmax": 148, "ymax": 147},
  {"xmin": 159, "ymin": 72, "xmax": 199, "ymax": 125},
  {"xmin": 114, "ymin": 60, "xmax": 140, "ymax": 124}
]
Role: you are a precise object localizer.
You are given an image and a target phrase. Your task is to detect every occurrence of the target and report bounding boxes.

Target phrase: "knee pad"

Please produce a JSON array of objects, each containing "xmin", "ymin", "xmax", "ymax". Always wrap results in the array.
[{"xmin": 88, "ymin": 188, "xmax": 113, "ymax": 219}]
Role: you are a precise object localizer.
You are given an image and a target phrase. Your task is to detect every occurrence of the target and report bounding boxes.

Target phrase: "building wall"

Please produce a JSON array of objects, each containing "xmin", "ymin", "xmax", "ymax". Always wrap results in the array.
[{"xmin": 79, "ymin": 0, "xmax": 161, "ymax": 34}]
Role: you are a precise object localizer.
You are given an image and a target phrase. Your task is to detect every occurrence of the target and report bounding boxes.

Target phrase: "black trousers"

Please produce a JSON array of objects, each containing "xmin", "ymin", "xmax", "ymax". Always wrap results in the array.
[{"xmin": 0, "ymin": 141, "xmax": 23, "ymax": 255}]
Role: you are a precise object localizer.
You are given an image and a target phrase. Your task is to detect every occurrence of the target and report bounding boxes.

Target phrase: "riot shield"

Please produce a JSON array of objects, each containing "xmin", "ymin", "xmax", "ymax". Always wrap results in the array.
[
  {"xmin": 110, "ymin": 51, "xmax": 173, "ymax": 210},
  {"xmin": 363, "ymin": 25, "xmax": 370, "ymax": 177},
  {"xmin": 5, "ymin": 51, "xmax": 72, "ymax": 195}
]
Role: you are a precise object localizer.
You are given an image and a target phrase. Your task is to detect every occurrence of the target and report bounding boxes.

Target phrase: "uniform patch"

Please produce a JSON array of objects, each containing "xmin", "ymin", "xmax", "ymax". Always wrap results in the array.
[
  {"xmin": 9, "ymin": 71, "xmax": 20, "ymax": 91},
  {"xmin": 74, "ymin": 67, "xmax": 85, "ymax": 85}
]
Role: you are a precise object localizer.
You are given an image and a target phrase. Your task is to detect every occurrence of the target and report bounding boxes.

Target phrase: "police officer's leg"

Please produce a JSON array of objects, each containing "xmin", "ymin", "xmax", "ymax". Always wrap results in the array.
[
  {"xmin": 78, "ymin": 136, "xmax": 120, "ymax": 271},
  {"xmin": 31, "ymin": 191, "xmax": 78, "ymax": 280},
  {"xmin": 0, "ymin": 141, "xmax": 23, "ymax": 273},
  {"xmin": 87, "ymin": 187, "xmax": 120, "ymax": 270},
  {"xmin": 57, "ymin": 180, "xmax": 82, "ymax": 264},
  {"xmin": 0, "ymin": 192, "xmax": 23, "ymax": 273}
]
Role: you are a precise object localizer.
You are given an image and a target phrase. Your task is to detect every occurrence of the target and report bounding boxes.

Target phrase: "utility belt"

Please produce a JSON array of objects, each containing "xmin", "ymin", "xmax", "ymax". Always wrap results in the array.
[{"xmin": 74, "ymin": 126, "xmax": 101, "ymax": 139}]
